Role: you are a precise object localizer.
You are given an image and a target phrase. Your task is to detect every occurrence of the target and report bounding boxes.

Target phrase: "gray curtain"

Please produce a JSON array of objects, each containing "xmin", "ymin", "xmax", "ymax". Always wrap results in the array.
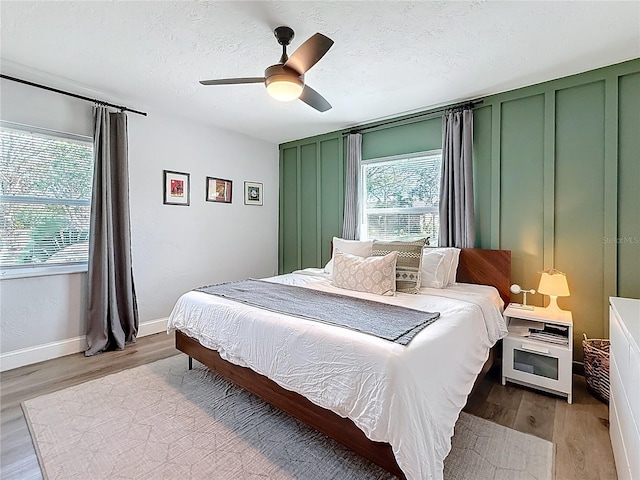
[
  {"xmin": 342, "ymin": 133, "xmax": 362, "ymax": 240},
  {"xmin": 86, "ymin": 107, "xmax": 138, "ymax": 356},
  {"xmin": 439, "ymin": 108, "xmax": 475, "ymax": 248}
]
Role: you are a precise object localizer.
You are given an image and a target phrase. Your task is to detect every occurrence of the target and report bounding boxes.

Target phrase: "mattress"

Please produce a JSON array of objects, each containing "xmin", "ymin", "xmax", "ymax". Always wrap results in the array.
[{"xmin": 167, "ymin": 269, "xmax": 508, "ymax": 480}]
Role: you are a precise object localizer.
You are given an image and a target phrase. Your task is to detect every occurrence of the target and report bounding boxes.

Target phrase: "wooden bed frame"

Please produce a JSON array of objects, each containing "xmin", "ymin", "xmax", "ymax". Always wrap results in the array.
[{"xmin": 175, "ymin": 247, "xmax": 511, "ymax": 478}]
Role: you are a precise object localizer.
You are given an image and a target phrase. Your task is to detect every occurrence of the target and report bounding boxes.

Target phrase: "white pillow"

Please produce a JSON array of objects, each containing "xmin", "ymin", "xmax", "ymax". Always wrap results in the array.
[
  {"xmin": 420, "ymin": 250, "xmax": 449, "ymax": 288},
  {"xmin": 424, "ymin": 247, "xmax": 461, "ymax": 286},
  {"xmin": 323, "ymin": 237, "xmax": 374, "ymax": 277},
  {"xmin": 448, "ymin": 248, "xmax": 461, "ymax": 284},
  {"xmin": 332, "ymin": 251, "xmax": 398, "ymax": 296}
]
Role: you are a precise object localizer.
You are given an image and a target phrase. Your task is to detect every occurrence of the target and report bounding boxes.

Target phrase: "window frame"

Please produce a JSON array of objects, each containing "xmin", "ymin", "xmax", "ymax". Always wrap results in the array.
[
  {"xmin": 0, "ymin": 121, "xmax": 93, "ymax": 279},
  {"xmin": 359, "ymin": 149, "xmax": 442, "ymax": 243}
]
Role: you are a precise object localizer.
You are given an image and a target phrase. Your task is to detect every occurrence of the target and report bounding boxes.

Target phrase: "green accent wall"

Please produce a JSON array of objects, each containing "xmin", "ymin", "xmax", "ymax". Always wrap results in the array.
[
  {"xmin": 554, "ymin": 81, "xmax": 606, "ymax": 344},
  {"xmin": 472, "ymin": 106, "xmax": 493, "ymax": 248},
  {"xmin": 499, "ymin": 95, "xmax": 545, "ymax": 296},
  {"xmin": 279, "ymin": 59, "xmax": 640, "ymax": 360},
  {"xmin": 279, "ymin": 133, "xmax": 344, "ymax": 273},
  {"xmin": 280, "ymin": 146, "xmax": 298, "ymax": 273},
  {"xmin": 474, "ymin": 61, "xmax": 640, "ymax": 358},
  {"xmin": 361, "ymin": 117, "xmax": 442, "ymax": 160},
  {"xmin": 618, "ymin": 72, "xmax": 640, "ymax": 299}
]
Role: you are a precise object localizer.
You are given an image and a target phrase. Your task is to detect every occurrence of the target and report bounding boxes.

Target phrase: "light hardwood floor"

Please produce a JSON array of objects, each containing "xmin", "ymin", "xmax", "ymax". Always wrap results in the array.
[
  {"xmin": 464, "ymin": 367, "xmax": 617, "ymax": 480},
  {"xmin": 1, "ymin": 333, "xmax": 616, "ymax": 480}
]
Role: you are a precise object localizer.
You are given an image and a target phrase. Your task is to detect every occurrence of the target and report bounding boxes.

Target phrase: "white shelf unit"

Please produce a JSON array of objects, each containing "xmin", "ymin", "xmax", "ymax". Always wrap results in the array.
[{"xmin": 502, "ymin": 305, "xmax": 573, "ymax": 403}]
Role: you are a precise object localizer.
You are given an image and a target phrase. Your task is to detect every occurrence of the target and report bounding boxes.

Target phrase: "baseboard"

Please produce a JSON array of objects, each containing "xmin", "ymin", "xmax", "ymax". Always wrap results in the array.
[
  {"xmin": 137, "ymin": 317, "xmax": 169, "ymax": 337},
  {"xmin": 573, "ymin": 360, "xmax": 585, "ymax": 377},
  {"xmin": 0, "ymin": 317, "xmax": 169, "ymax": 372},
  {"xmin": 0, "ymin": 335, "xmax": 88, "ymax": 373}
]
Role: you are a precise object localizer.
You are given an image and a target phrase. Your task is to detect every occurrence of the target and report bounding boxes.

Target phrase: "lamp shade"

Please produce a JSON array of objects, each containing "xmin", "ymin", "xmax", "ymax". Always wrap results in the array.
[{"xmin": 537, "ymin": 272, "xmax": 570, "ymax": 297}]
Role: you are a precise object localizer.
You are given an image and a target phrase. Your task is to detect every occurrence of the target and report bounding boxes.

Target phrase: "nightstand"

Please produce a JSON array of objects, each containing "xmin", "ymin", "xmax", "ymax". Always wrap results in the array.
[{"xmin": 502, "ymin": 304, "xmax": 573, "ymax": 403}]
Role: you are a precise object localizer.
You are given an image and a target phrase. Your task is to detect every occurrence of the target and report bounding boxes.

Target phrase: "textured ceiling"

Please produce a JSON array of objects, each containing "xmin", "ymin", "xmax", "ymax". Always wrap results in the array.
[{"xmin": 1, "ymin": 1, "xmax": 638, "ymax": 144}]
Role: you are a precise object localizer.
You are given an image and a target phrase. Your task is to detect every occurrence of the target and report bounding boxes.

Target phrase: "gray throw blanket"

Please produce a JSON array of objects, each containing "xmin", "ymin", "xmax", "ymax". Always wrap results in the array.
[{"xmin": 195, "ymin": 279, "xmax": 440, "ymax": 345}]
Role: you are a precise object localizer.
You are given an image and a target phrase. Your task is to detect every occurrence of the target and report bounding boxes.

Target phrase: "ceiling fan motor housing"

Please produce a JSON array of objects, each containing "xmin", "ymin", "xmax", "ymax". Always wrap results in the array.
[
  {"xmin": 274, "ymin": 26, "xmax": 295, "ymax": 46},
  {"xmin": 264, "ymin": 65, "xmax": 304, "ymax": 101}
]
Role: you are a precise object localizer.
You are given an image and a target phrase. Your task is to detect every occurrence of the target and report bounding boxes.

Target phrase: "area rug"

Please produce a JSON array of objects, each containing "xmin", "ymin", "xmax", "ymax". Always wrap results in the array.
[{"xmin": 23, "ymin": 355, "xmax": 554, "ymax": 480}]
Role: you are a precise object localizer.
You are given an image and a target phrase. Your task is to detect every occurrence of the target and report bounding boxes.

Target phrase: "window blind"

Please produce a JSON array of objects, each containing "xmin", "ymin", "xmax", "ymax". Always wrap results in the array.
[
  {"xmin": 0, "ymin": 124, "xmax": 93, "ymax": 268},
  {"xmin": 361, "ymin": 152, "xmax": 441, "ymax": 244}
]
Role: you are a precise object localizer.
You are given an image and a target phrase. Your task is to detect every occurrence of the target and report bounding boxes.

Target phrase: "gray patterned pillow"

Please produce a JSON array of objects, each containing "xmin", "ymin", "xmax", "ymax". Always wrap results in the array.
[
  {"xmin": 371, "ymin": 239, "xmax": 428, "ymax": 293},
  {"xmin": 332, "ymin": 251, "xmax": 398, "ymax": 296}
]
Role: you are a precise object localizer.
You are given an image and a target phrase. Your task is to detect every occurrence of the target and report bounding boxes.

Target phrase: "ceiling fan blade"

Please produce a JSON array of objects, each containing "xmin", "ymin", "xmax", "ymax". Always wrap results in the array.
[
  {"xmin": 200, "ymin": 77, "xmax": 265, "ymax": 86},
  {"xmin": 284, "ymin": 33, "xmax": 334, "ymax": 75},
  {"xmin": 299, "ymin": 85, "xmax": 331, "ymax": 112}
]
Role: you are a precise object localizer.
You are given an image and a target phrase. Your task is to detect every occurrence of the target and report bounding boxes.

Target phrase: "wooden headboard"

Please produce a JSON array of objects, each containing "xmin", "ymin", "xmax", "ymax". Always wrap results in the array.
[{"xmin": 457, "ymin": 248, "xmax": 511, "ymax": 306}]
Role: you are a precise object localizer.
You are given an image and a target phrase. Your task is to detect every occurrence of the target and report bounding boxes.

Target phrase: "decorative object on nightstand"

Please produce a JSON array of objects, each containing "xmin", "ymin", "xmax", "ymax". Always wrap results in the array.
[
  {"xmin": 537, "ymin": 269, "xmax": 570, "ymax": 314},
  {"xmin": 509, "ymin": 284, "xmax": 536, "ymax": 310},
  {"xmin": 502, "ymin": 304, "xmax": 573, "ymax": 403}
]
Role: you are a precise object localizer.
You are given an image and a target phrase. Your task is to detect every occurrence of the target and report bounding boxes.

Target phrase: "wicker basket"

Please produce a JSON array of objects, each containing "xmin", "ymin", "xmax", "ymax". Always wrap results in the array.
[{"xmin": 582, "ymin": 333, "xmax": 610, "ymax": 403}]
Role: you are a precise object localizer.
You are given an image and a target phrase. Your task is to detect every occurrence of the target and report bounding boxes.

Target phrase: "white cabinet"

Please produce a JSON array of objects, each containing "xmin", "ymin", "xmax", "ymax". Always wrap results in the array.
[
  {"xmin": 502, "ymin": 305, "xmax": 573, "ymax": 403},
  {"xmin": 610, "ymin": 297, "xmax": 640, "ymax": 480}
]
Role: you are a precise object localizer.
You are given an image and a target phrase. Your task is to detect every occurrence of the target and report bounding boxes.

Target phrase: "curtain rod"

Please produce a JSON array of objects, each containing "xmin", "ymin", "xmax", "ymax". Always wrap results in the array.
[
  {"xmin": 0, "ymin": 74, "xmax": 147, "ymax": 117},
  {"xmin": 343, "ymin": 99, "xmax": 483, "ymax": 136}
]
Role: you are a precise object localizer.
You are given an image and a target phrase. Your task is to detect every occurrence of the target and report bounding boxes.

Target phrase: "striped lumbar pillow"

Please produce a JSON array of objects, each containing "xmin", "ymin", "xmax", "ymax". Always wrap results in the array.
[{"xmin": 372, "ymin": 239, "xmax": 428, "ymax": 294}]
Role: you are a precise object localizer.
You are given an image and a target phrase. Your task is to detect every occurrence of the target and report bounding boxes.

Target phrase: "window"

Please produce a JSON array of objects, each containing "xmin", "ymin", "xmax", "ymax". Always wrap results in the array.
[
  {"xmin": 360, "ymin": 150, "xmax": 441, "ymax": 244},
  {"xmin": 0, "ymin": 122, "xmax": 93, "ymax": 272}
]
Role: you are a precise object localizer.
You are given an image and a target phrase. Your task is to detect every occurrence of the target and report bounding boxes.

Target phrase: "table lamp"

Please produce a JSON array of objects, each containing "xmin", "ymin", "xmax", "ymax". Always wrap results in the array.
[{"xmin": 537, "ymin": 269, "xmax": 570, "ymax": 314}]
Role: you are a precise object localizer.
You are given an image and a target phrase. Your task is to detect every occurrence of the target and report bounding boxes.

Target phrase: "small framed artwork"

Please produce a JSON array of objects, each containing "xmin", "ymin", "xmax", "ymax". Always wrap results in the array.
[
  {"xmin": 244, "ymin": 181, "xmax": 263, "ymax": 206},
  {"xmin": 163, "ymin": 170, "xmax": 190, "ymax": 206},
  {"xmin": 206, "ymin": 177, "xmax": 233, "ymax": 203}
]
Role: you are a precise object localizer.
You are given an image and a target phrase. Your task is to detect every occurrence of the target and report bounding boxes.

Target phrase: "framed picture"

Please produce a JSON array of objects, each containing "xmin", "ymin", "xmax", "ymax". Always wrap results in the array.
[
  {"xmin": 163, "ymin": 170, "xmax": 190, "ymax": 206},
  {"xmin": 206, "ymin": 177, "xmax": 233, "ymax": 203},
  {"xmin": 244, "ymin": 181, "xmax": 263, "ymax": 206}
]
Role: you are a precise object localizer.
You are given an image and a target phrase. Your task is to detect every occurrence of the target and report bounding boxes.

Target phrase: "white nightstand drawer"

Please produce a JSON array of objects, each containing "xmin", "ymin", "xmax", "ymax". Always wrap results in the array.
[{"xmin": 503, "ymin": 336, "xmax": 572, "ymax": 394}]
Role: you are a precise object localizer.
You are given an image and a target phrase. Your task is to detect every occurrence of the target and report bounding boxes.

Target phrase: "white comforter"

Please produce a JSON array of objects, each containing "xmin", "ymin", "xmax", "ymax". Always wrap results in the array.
[{"xmin": 167, "ymin": 269, "xmax": 508, "ymax": 480}]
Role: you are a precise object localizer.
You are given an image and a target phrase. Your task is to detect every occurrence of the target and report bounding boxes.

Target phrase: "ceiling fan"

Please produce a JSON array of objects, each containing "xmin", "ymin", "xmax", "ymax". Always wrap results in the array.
[{"xmin": 200, "ymin": 26, "xmax": 334, "ymax": 112}]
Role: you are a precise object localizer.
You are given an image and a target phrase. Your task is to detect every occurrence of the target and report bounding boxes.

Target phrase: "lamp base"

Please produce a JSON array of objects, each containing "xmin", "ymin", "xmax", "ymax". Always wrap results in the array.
[{"xmin": 543, "ymin": 295, "xmax": 567, "ymax": 315}]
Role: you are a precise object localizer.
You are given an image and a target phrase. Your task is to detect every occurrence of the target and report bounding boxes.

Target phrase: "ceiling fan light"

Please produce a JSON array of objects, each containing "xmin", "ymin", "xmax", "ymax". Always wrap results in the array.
[{"xmin": 266, "ymin": 75, "xmax": 303, "ymax": 102}]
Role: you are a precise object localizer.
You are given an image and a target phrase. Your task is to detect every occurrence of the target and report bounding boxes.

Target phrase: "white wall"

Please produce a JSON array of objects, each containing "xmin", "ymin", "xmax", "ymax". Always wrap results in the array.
[
  {"xmin": 127, "ymin": 110, "xmax": 279, "ymax": 322},
  {"xmin": 0, "ymin": 77, "xmax": 279, "ymax": 368}
]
